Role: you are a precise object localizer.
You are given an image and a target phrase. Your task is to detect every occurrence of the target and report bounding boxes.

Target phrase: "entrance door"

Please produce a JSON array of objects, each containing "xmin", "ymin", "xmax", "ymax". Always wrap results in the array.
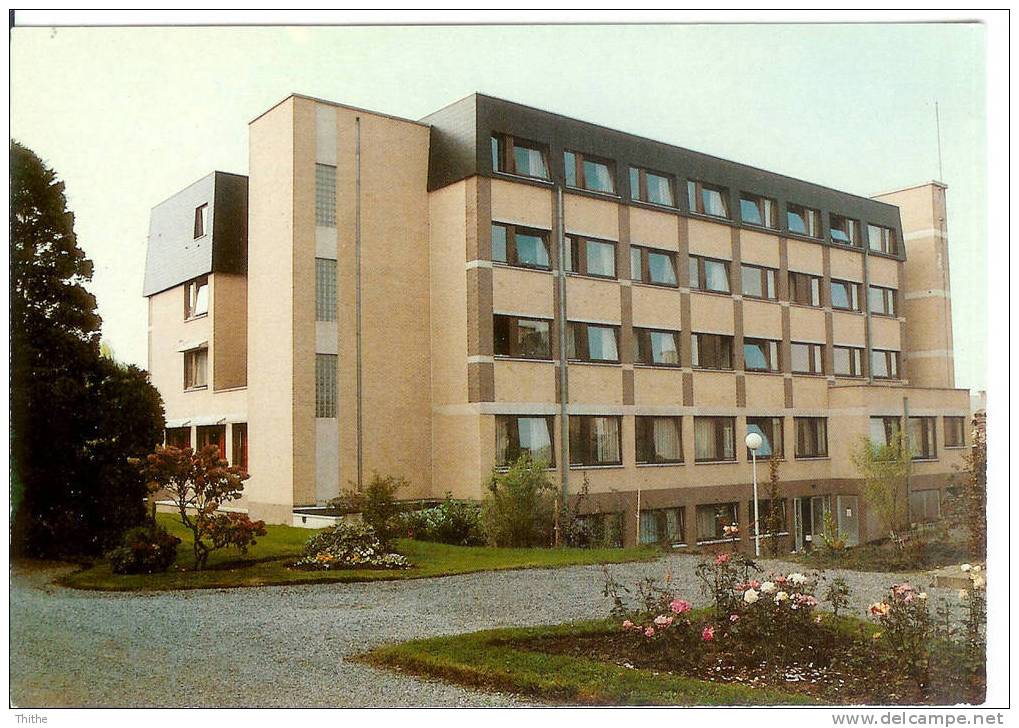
[
  {"xmin": 809, "ymin": 495, "xmax": 831, "ymax": 548},
  {"xmin": 837, "ymin": 495, "xmax": 860, "ymax": 547},
  {"xmin": 795, "ymin": 495, "xmax": 831, "ymax": 551}
]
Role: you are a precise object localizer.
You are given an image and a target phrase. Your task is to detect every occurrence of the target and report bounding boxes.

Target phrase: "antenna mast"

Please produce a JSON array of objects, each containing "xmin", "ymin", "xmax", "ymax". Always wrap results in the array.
[{"xmin": 935, "ymin": 101, "xmax": 944, "ymax": 180}]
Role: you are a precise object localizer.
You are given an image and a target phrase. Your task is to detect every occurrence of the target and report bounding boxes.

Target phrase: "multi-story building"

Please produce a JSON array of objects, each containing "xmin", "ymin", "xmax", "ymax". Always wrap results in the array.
[{"xmin": 143, "ymin": 92, "xmax": 971, "ymax": 550}]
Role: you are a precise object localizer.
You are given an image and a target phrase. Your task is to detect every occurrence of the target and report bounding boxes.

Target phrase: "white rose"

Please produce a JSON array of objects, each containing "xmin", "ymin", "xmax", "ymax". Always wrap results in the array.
[
  {"xmin": 788, "ymin": 573, "xmax": 807, "ymax": 585},
  {"xmin": 918, "ymin": 592, "xmax": 928, "ymax": 600},
  {"xmin": 960, "ymin": 563, "xmax": 972, "ymax": 572},
  {"xmin": 743, "ymin": 588, "xmax": 760, "ymax": 604},
  {"xmin": 972, "ymin": 575, "xmax": 986, "ymax": 589},
  {"xmin": 760, "ymin": 581, "xmax": 776, "ymax": 594},
  {"xmin": 971, "ymin": 565, "xmax": 982, "ymax": 573},
  {"xmin": 775, "ymin": 591, "xmax": 789, "ymax": 602},
  {"xmin": 959, "ymin": 589, "xmax": 970, "ymax": 601}
]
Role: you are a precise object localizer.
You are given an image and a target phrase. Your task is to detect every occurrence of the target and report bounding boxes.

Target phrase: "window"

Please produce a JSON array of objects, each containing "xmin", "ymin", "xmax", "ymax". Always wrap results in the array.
[
  {"xmin": 696, "ymin": 502, "xmax": 739, "ymax": 542},
  {"xmin": 689, "ymin": 255, "xmax": 730, "ymax": 293},
  {"xmin": 869, "ymin": 286, "xmax": 897, "ymax": 316},
  {"xmin": 630, "ymin": 245, "xmax": 677, "ymax": 287},
  {"xmin": 687, "ymin": 180, "xmax": 729, "ymax": 218},
  {"xmin": 910, "ymin": 490, "xmax": 941, "ymax": 523},
  {"xmin": 743, "ymin": 338, "xmax": 780, "ymax": 372},
  {"xmin": 569, "ymin": 415, "xmax": 622, "ymax": 466},
  {"xmin": 692, "ymin": 333, "xmax": 733, "ymax": 370},
  {"xmin": 791, "ymin": 342, "xmax": 824, "ymax": 375},
  {"xmin": 315, "ymin": 164, "xmax": 336, "ymax": 226},
  {"xmin": 833, "ymin": 345, "xmax": 864, "ymax": 377},
  {"xmin": 565, "ymin": 235, "xmax": 616, "ymax": 278},
  {"xmin": 490, "ymin": 133, "xmax": 550, "ymax": 180},
  {"xmin": 871, "ymin": 349, "xmax": 900, "ymax": 380},
  {"xmin": 564, "ymin": 150, "xmax": 616, "ymax": 194},
  {"xmin": 635, "ymin": 416, "xmax": 683, "ymax": 464},
  {"xmin": 640, "ymin": 507, "xmax": 685, "ymax": 546},
  {"xmin": 495, "ymin": 415, "xmax": 555, "ymax": 467},
  {"xmin": 193, "ymin": 203, "xmax": 208, "ymax": 238},
  {"xmin": 185, "ymin": 275, "xmax": 209, "ymax": 319},
  {"xmin": 694, "ymin": 416, "xmax": 736, "ymax": 462},
  {"xmin": 909, "ymin": 416, "xmax": 937, "ymax": 460},
  {"xmin": 788, "ymin": 271, "xmax": 821, "ymax": 307},
  {"xmin": 633, "ymin": 328, "xmax": 680, "ymax": 366},
  {"xmin": 629, "ymin": 167, "xmax": 675, "ymax": 207},
  {"xmin": 868, "ymin": 224, "xmax": 899, "ymax": 255},
  {"xmin": 830, "ymin": 279, "xmax": 861, "ymax": 311},
  {"xmin": 740, "ymin": 264, "xmax": 777, "ymax": 300},
  {"xmin": 787, "ymin": 203, "xmax": 820, "ymax": 238},
  {"xmin": 183, "ymin": 347, "xmax": 208, "ymax": 389},
  {"xmin": 491, "ymin": 222, "xmax": 551, "ymax": 270},
  {"xmin": 748, "ymin": 498, "xmax": 787, "ymax": 535},
  {"xmin": 315, "ymin": 354, "xmax": 337, "ymax": 418},
  {"xmin": 794, "ymin": 417, "xmax": 828, "ymax": 458},
  {"xmin": 739, "ymin": 192, "xmax": 777, "ymax": 228},
  {"xmin": 746, "ymin": 417, "xmax": 784, "ymax": 459},
  {"xmin": 315, "ymin": 258, "xmax": 337, "ymax": 321},
  {"xmin": 231, "ymin": 423, "xmax": 248, "ymax": 470},
  {"xmin": 165, "ymin": 427, "xmax": 191, "ymax": 449},
  {"xmin": 576, "ymin": 512, "xmax": 625, "ymax": 548},
  {"xmin": 493, "ymin": 315, "xmax": 551, "ymax": 360},
  {"xmin": 567, "ymin": 322, "xmax": 620, "ymax": 363},
  {"xmin": 830, "ymin": 213, "xmax": 861, "ymax": 247},
  {"xmin": 944, "ymin": 416, "xmax": 967, "ymax": 448},
  {"xmin": 870, "ymin": 416, "xmax": 900, "ymax": 447},
  {"xmin": 196, "ymin": 425, "xmax": 226, "ymax": 459}
]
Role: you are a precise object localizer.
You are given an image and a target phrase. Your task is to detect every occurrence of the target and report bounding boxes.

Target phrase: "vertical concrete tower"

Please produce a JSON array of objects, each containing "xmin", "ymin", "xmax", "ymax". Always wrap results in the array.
[{"xmin": 872, "ymin": 182, "xmax": 955, "ymax": 389}]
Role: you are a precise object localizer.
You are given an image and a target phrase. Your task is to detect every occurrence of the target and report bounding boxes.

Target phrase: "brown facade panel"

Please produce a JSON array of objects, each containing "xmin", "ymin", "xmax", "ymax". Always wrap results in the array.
[
  {"xmin": 682, "ymin": 371, "xmax": 694, "ymax": 406},
  {"xmin": 784, "ymin": 377, "xmax": 794, "ymax": 408},
  {"xmin": 680, "ymin": 292, "xmax": 692, "ymax": 368},
  {"xmin": 622, "ymin": 368, "xmax": 635, "ymax": 405},
  {"xmin": 467, "ymin": 361, "xmax": 495, "ymax": 403},
  {"xmin": 735, "ymin": 374, "xmax": 747, "ymax": 408}
]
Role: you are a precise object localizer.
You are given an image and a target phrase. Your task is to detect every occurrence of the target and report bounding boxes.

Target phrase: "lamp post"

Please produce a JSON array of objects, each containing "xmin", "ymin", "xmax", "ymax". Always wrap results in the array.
[{"xmin": 745, "ymin": 432, "xmax": 763, "ymax": 557}]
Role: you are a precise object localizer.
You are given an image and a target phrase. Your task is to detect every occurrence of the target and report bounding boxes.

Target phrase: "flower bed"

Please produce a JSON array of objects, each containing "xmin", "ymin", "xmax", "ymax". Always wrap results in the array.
[{"xmin": 292, "ymin": 521, "xmax": 410, "ymax": 571}]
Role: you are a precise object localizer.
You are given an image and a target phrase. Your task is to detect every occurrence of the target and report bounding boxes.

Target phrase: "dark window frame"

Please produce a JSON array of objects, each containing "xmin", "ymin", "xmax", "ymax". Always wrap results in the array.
[
  {"xmin": 794, "ymin": 417, "xmax": 829, "ymax": 459},
  {"xmin": 569, "ymin": 415, "xmax": 624, "ymax": 467},
  {"xmin": 868, "ymin": 223, "xmax": 899, "ymax": 255},
  {"xmin": 567, "ymin": 321, "xmax": 621, "ymax": 364},
  {"xmin": 165, "ymin": 426, "xmax": 192, "ymax": 449},
  {"xmin": 788, "ymin": 270, "xmax": 822, "ymax": 307},
  {"xmin": 871, "ymin": 349, "xmax": 900, "ymax": 380},
  {"xmin": 493, "ymin": 314, "xmax": 553, "ymax": 360},
  {"xmin": 196, "ymin": 424, "xmax": 226, "ymax": 459},
  {"xmin": 635, "ymin": 415, "xmax": 684, "ymax": 465},
  {"xmin": 743, "ymin": 337, "xmax": 780, "ymax": 373},
  {"xmin": 491, "ymin": 222, "xmax": 553, "ymax": 271},
  {"xmin": 944, "ymin": 416, "xmax": 967, "ymax": 448},
  {"xmin": 747, "ymin": 498, "xmax": 788, "ymax": 535},
  {"xmin": 689, "ymin": 255, "xmax": 731, "ymax": 294},
  {"xmin": 830, "ymin": 213, "xmax": 861, "ymax": 247},
  {"xmin": 870, "ymin": 416, "xmax": 901, "ymax": 447},
  {"xmin": 739, "ymin": 191, "xmax": 778, "ymax": 229},
  {"xmin": 833, "ymin": 345, "xmax": 865, "ymax": 377},
  {"xmin": 790, "ymin": 341, "xmax": 825, "ymax": 375},
  {"xmin": 786, "ymin": 202, "xmax": 821, "ymax": 238},
  {"xmin": 909, "ymin": 416, "xmax": 938, "ymax": 460},
  {"xmin": 687, "ymin": 179, "xmax": 730, "ymax": 219},
  {"xmin": 639, "ymin": 506, "xmax": 686, "ymax": 546},
  {"xmin": 830, "ymin": 278, "xmax": 862, "ymax": 312},
  {"xmin": 184, "ymin": 275, "xmax": 209, "ymax": 319},
  {"xmin": 193, "ymin": 203, "xmax": 209, "ymax": 239},
  {"xmin": 183, "ymin": 347, "xmax": 208, "ymax": 390},
  {"xmin": 629, "ymin": 166, "xmax": 676, "ymax": 207},
  {"xmin": 869, "ymin": 285, "xmax": 898, "ymax": 317},
  {"xmin": 231, "ymin": 423, "xmax": 248, "ymax": 470},
  {"xmin": 695, "ymin": 502, "xmax": 740, "ymax": 542},
  {"xmin": 564, "ymin": 149, "xmax": 617, "ymax": 195},
  {"xmin": 692, "ymin": 332, "xmax": 734, "ymax": 370},
  {"xmin": 490, "ymin": 132, "xmax": 551, "ymax": 181},
  {"xmin": 630, "ymin": 245, "xmax": 678, "ymax": 287},
  {"xmin": 693, "ymin": 416, "xmax": 737, "ymax": 463},
  {"xmin": 565, "ymin": 235, "xmax": 618, "ymax": 280},
  {"xmin": 746, "ymin": 416, "xmax": 785, "ymax": 459},
  {"xmin": 633, "ymin": 327, "xmax": 681, "ymax": 367},
  {"xmin": 495, "ymin": 414, "xmax": 557, "ymax": 467},
  {"xmin": 740, "ymin": 263, "xmax": 777, "ymax": 300}
]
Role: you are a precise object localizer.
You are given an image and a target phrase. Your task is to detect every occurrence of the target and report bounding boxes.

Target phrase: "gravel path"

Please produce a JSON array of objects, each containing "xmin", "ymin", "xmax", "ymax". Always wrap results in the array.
[{"xmin": 9, "ymin": 555, "xmax": 962, "ymax": 708}]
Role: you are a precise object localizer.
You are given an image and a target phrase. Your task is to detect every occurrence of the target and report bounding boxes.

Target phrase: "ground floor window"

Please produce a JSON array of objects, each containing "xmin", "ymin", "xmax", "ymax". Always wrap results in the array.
[
  {"xmin": 495, "ymin": 415, "xmax": 555, "ymax": 467},
  {"xmin": 747, "ymin": 498, "xmax": 787, "ymax": 535},
  {"xmin": 696, "ymin": 502, "xmax": 739, "ymax": 542},
  {"xmin": 165, "ymin": 426, "xmax": 191, "ymax": 449},
  {"xmin": 909, "ymin": 489, "xmax": 941, "ymax": 524},
  {"xmin": 639, "ymin": 507, "xmax": 685, "ymax": 546},
  {"xmin": 569, "ymin": 415, "xmax": 622, "ymax": 466},
  {"xmin": 575, "ymin": 512, "xmax": 624, "ymax": 548},
  {"xmin": 231, "ymin": 423, "xmax": 248, "ymax": 470},
  {"xmin": 196, "ymin": 424, "xmax": 226, "ymax": 459}
]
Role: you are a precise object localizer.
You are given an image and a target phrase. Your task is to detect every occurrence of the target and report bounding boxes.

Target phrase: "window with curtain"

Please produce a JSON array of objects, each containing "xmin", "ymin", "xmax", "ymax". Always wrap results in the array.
[
  {"xmin": 491, "ymin": 222, "xmax": 551, "ymax": 270},
  {"xmin": 315, "ymin": 258, "xmax": 337, "ymax": 321},
  {"xmin": 564, "ymin": 150, "xmax": 616, "ymax": 194},
  {"xmin": 833, "ymin": 345, "xmax": 864, "ymax": 377},
  {"xmin": 576, "ymin": 512, "xmax": 625, "ymax": 547},
  {"xmin": 315, "ymin": 164, "xmax": 337, "ymax": 227},
  {"xmin": 639, "ymin": 507, "xmax": 685, "ymax": 545},
  {"xmin": 739, "ymin": 192, "xmax": 777, "ymax": 228},
  {"xmin": 909, "ymin": 416, "xmax": 937, "ymax": 460},
  {"xmin": 870, "ymin": 416, "xmax": 900, "ymax": 447},
  {"xmin": 165, "ymin": 427, "xmax": 192, "ymax": 449},
  {"xmin": 689, "ymin": 255, "xmax": 730, "ymax": 293},
  {"xmin": 185, "ymin": 276, "xmax": 209, "ymax": 319},
  {"xmin": 493, "ymin": 315, "xmax": 552, "ymax": 360},
  {"xmin": 687, "ymin": 180, "xmax": 729, "ymax": 218},
  {"xmin": 567, "ymin": 322, "xmax": 620, "ymax": 363},
  {"xmin": 743, "ymin": 338, "xmax": 779, "ymax": 372},
  {"xmin": 746, "ymin": 416, "xmax": 783, "ymax": 459},
  {"xmin": 696, "ymin": 502, "xmax": 739, "ymax": 542},
  {"xmin": 635, "ymin": 416, "xmax": 683, "ymax": 464},
  {"xmin": 184, "ymin": 347, "xmax": 208, "ymax": 389},
  {"xmin": 629, "ymin": 166, "xmax": 675, "ymax": 206},
  {"xmin": 944, "ymin": 416, "xmax": 966, "ymax": 447},
  {"xmin": 791, "ymin": 342, "xmax": 824, "ymax": 375},
  {"xmin": 788, "ymin": 271, "xmax": 821, "ymax": 306},
  {"xmin": 868, "ymin": 224, "xmax": 899, "ymax": 255},
  {"xmin": 871, "ymin": 349, "xmax": 900, "ymax": 379},
  {"xmin": 869, "ymin": 286, "xmax": 897, "ymax": 316},
  {"xmin": 495, "ymin": 415, "xmax": 555, "ymax": 467},
  {"xmin": 565, "ymin": 236, "xmax": 616, "ymax": 278},
  {"xmin": 490, "ymin": 133, "xmax": 550, "ymax": 180},
  {"xmin": 569, "ymin": 415, "xmax": 622, "ymax": 466},
  {"xmin": 830, "ymin": 213, "xmax": 861, "ymax": 247},
  {"xmin": 694, "ymin": 416, "xmax": 736, "ymax": 462},
  {"xmin": 315, "ymin": 354, "xmax": 338, "ymax": 418},
  {"xmin": 231, "ymin": 423, "xmax": 248, "ymax": 470},
  {"xmin": 740, "ymin": 264, "xmax": 777, "ymax": 300},
  {"xmin": 692, "ymin": 333, "xmax": 733, "ymax": 370},
  {"xmin": 634, "ymin": 328, "xmax": 680, "ymax": 366},
  {"xmin": 630, "ymin": 245, "xmax": 677, "ymax": 287},
  {"xmin": 794, "ymin": 417, "xmax": 828, "ymax": 458}
]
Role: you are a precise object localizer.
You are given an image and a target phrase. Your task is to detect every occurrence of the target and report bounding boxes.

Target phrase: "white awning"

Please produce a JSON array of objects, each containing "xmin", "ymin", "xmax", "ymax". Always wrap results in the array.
[
  {"xmin": 176, "ymin": 339, "xmax": 208, "ymax": 352},
  {"xmin": 191, "ymin": 414, "xmax": 227, "ymax": 427},
  {"xmin": 165, "ymin": 418, "xmax": 191, "ymax": 428}
]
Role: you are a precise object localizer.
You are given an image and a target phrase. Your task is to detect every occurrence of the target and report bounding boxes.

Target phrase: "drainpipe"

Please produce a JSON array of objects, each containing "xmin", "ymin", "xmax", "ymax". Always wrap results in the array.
[
  {"xmin": 355, "ymin": 116, "xmax": 364, "ymax": 487},
  {"xmin": 555, "ymin": 185, "xmax": 570, "ymax": 514}
]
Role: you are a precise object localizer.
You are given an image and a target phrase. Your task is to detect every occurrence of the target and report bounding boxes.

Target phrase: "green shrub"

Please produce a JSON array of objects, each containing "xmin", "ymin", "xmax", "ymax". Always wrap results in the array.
[
  {"xmin": 294, "ymin": 520, "xmax": 409, "ymax": 570},
  {"xmin": 401, "ymin": 494, "xmax": 484, "ymax": 546},
  {"xmin": 329, "ymin": 473, "xmax": 406, "ymax": 549},
  {"xmin": 481, "ymin": 454, "xmax": 556, "ymax": 547},
  {"xmin": 107, "ymin": 523, "xmax": 181, "ymax": 574}
]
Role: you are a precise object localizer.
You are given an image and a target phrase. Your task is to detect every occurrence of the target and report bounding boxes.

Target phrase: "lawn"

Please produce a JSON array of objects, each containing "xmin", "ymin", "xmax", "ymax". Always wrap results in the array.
[
  {"xmin": 59, "ymin": 513, "xmax": 658, "ymax": 591},
  {"xmin": 360, "ymin": 619, "xmax": 816, "ymax": 706}
]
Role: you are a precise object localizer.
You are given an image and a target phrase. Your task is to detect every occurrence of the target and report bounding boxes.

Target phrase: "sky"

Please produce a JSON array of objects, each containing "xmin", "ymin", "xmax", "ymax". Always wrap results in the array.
[{"xmin": 9, "ymin": 22, "xmax": 987, "ymax": 391}]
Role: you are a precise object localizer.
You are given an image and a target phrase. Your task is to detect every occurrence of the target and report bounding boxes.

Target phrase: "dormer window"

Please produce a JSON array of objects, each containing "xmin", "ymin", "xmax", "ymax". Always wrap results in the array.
[
  {"xmin": 193, "ymin": 203, "xmax": 208, "ymax": 239},
  {"xmin": 491, "ymin": 133, "xmax": 550, "ymax": 180}
]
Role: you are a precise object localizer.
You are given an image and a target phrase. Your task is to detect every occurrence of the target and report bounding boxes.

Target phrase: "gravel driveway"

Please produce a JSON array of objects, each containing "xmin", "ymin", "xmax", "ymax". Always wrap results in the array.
[{"xmin": 9, "ymin": 555, "xmax": 960, "ymax": 708}]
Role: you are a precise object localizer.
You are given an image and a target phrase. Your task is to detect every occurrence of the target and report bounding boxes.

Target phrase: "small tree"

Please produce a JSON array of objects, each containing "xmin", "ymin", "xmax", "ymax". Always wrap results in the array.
[
  {"xmin": 851, "ymin": 431, "xmax": 912, "ymax": 542},
  {"xmin": 329, "ymin": 473, "xmax": 406, "ymax": 549},
  {"xmin": 144, "ymin": 445, "xmax": 266, "ymax": 570},
  {"xmin": 944, "ymin": 415, "xmax": 987, "ymax": 559},
  {"xmin": 481, "ymin": 454, "xmax": 556, "ymax": 547},
  {"xmin": 763, "ymin": 456, "xmax": 784, "ymax": 557}
]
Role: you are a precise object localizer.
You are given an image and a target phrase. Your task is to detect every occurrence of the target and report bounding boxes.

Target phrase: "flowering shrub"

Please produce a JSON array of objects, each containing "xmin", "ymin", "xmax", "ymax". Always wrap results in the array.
[
  {"xmin": 694, "ymin": 550, "xmax": 758, "ymax": 618},
  {"xmin": 868, "ymin": 582, "xmax": 934, "ymax": 686},
  {"xmin": 400, "ymin": 495, "xmax": 484, "ymax": 546},
  {"xmin": 107, "ymin": 523, "xmax": 181, "ymax": 574},
  {"xmin": 294, "ymin": 521, "xmax": 410, "ymax": 570}
]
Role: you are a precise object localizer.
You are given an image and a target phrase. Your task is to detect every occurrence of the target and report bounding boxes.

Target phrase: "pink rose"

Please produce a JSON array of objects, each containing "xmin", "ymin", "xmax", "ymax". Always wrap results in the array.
[
  {"xmin": 702, "ymin": 625, "xmax": 715, "ymax": 641},
  {"xmin": 670, "ymin": 599, "xmax": 692, "ymax": 614},
  {"xmin": 749, "ymin": 579, "xmax": 761, "ymax": 589},
  {"xmin": 622, "ymin": 620, "xmax": 633, "ymax": 629},
  {"xmin": 644, "ymin": 626, "xmax": 655, "ymax": 638},
  {"xmin": 715, "ymin": 553, "xmax": 731, "ymax": 566},
  {"xmin": 729, "ymin": 614, "xmax": 740, "ymax": 623}
]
